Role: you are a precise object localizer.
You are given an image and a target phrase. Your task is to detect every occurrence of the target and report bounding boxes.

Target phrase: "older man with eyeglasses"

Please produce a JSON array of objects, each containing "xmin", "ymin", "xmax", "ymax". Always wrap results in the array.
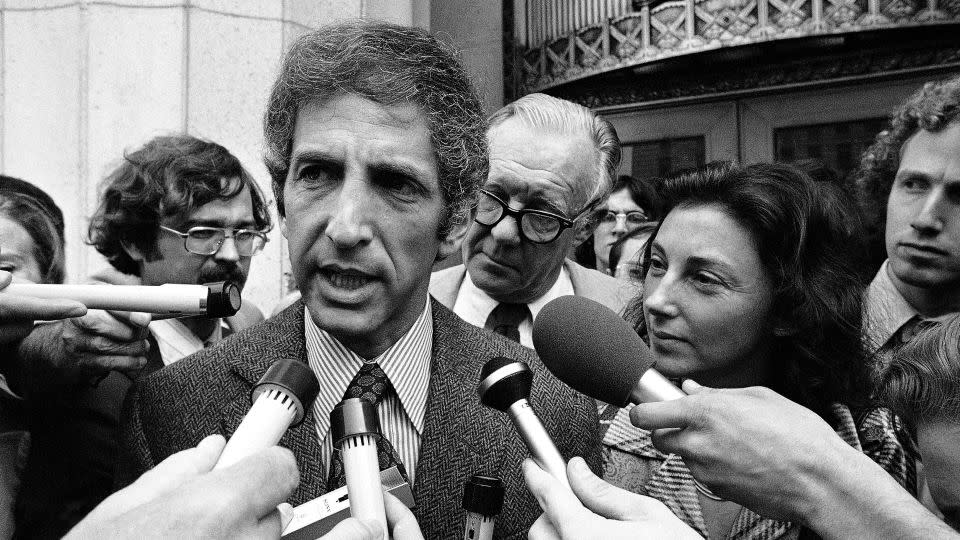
[
  {"xmin": 10, "ymin": 134, "xmax": 273, "ymax": 538},
  {"xmin": 430, "ymin": 93, "xmax": 631, "ymax": 348}
]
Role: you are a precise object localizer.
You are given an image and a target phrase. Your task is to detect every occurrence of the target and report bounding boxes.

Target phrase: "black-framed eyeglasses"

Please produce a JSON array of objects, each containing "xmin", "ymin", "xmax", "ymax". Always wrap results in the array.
[
  {"xmin": 474, "ymin": 189, "xmax": 593, "ymax": 244},
  {"xmin": 160, "ymin": 225, "xmax": 268, "ymax": 256},
  {"xmin": 594, "ymin": 210, "xmax": 649, "ymax": 228}
]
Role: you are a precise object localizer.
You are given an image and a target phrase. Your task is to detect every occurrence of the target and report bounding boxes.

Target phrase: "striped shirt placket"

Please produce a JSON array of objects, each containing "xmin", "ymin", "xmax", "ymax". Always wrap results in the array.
[{"xmin": 304, "ymin": 301, "xmax": 432, "ymax": 484}]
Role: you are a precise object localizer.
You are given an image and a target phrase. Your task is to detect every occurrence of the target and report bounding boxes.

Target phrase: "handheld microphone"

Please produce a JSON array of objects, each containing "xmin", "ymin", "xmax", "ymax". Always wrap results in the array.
[
  {"xmin": 2, "ymin": 281, "xmax": 242, "ymax": 318},
  {"xmin": 462, "ymin": 475, "xmax": 504, "ymax": 540},
  {"xmin": 533, "ymin": 297, "xmax": 722, "ymax": 500},
  {"xmin": 330, "ymin": 398, "xmax": 387, "ymax": 534},
  {"xmin": 215, "ymin": 359, "xmax": 320, "ymax": 470},
  {"xmin": 532, "ymin": 296, "xmax": 685, "ymax": 406},
  {"xmin": 478, "ymin": 358, "xmax": 570, "ymax": 489}
]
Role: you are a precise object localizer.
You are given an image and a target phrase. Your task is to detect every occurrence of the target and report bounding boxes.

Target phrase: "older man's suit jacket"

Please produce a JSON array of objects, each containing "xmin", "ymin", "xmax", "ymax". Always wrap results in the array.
[
  {"xmin": 430, "ymin": 259, "xmax": 632, "ymax": 315},
  {"xmin": 119, "ymin": 299, "xmax": 601, "ymax": 539}
]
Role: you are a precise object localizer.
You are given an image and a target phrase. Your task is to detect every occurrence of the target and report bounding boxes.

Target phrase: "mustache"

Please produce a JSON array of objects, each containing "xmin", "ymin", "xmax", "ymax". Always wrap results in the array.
[{"xmin": 197, "ymin": 264, "xmax": 246, "ymax": 288}]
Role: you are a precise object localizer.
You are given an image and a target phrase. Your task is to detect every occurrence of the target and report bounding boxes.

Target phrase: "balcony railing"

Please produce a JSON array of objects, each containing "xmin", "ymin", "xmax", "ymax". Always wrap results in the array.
[{"xmin": 514, "ymin": 0, "xmax": 960, "ymax": 92}]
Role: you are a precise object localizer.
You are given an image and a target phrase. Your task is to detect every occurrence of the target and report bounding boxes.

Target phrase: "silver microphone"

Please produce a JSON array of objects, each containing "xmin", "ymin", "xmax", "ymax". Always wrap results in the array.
[
  {"xmin": 478, "ymin": 357, "xmax": 569, "ymax": 489},
  {"xmin": 215, "ymin": 359, "xmax": 319, "ymax": 469},
  {"xmin": 3, "ymin": 281, "xmax": 241, "ymax": 318}
]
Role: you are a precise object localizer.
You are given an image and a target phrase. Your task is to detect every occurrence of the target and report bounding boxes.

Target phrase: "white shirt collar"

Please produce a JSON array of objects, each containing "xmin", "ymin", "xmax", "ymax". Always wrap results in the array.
[
  {"xmin": 304, "ymin": 300, "xmax": 433, "ymax": 440},
  {"xmin": 453, "ymin": 265, "xmax": 574, "ymax": 348},
  {"xmin": 150, "ymin": 317, "xmax": 224, "ymax": 366}
]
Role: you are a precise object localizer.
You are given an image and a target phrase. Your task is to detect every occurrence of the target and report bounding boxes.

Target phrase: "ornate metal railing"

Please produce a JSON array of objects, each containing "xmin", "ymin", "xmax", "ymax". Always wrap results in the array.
[{"xmin": 514, "ymin": 0, "xmax": 960, "ymax": 92}]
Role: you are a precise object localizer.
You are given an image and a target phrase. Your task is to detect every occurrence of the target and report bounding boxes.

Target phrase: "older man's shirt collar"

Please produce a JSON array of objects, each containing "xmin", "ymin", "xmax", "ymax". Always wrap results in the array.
[{"xmin": 454, "ymin": 265, "xmax": 573, "ymax": 348}]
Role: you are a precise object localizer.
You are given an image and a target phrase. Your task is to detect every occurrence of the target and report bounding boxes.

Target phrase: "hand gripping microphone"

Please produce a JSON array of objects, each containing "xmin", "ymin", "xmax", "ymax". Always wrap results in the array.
[
  {"xmin": 532, "ymin": 296, "xmax": 685, "ymax": 406},
  {"xmin": 462, "ymin": 475, "xmax": 504, "ymax": 540},
  {"xmin": 2, "ymin": 281, "xmax": 241, "ymax": 318},
  {"xmin": 214, "ymin": 359, "xmax": 320, "ymax": 469},
  {"xmin": 533, "ymin": 297, "xmax": 722, "ymax": 500},
  {"xmin": 330, "ymin": 398, "xmax": 388, "ymax": 534},
  {"xmin": 478, "ymin": 357, "xmax": 570, "ymax": 489}
]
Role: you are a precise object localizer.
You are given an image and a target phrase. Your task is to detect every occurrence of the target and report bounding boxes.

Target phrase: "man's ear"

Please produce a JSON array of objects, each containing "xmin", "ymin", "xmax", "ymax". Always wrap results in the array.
[{"xmin": 437, "ymin": 208, "xmax": 474, "ymax": 261}]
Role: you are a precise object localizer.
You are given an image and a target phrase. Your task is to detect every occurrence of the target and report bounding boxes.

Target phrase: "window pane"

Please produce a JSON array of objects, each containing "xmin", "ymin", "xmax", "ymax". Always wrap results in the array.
[
  {"xmin": 774, "ymin": 118, "xmax": 886, "ymax": 180},
  {"xmin": 625, "ymin": 136, "xmax": 706, "ymax": 181}
]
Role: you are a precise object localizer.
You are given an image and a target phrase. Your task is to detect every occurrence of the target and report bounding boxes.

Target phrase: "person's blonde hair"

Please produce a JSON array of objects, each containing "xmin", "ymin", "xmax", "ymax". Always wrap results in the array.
[{"xmin": 881, "ymin": 314, "xmax": 960, "ymax": 425}]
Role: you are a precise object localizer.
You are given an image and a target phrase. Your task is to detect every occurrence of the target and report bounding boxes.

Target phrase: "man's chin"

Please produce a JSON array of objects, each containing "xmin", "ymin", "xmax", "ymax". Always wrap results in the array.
[{"xmin": 890, "ymin": 258, "xmax": 960, "ymax": 289}]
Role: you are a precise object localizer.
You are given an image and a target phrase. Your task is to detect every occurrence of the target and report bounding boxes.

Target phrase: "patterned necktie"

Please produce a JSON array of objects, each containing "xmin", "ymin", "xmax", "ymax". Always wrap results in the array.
[
  {"xmin": 484, "ymin": 302, "xmax": 530, "ymax": 343},
  {"xmin": 326, "ymin": 362, "xmax": 409, "ymax": 490}
]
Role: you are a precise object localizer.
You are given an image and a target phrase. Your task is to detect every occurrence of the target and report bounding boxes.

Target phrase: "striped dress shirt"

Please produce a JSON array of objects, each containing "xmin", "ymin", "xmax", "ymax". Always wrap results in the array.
[{"xmin": 303, "ymin": 301, "xmax": 432, "ymax": 484}]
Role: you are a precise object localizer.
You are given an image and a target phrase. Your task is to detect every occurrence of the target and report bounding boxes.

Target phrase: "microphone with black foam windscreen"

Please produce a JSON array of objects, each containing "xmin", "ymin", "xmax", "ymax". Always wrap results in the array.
[
  {"xmin": 532, "ymin": 296, "xmax": 731, "ymax": 500},
  {"xmin": 214, "ymin": 359, "xmax": 320, "ymax": 470},
  {"xmin": 478, "ymin": 357, "xmax": 570, "ymax": 489},
  {"xmin": 2, "ymin": 281, "xmax": 242, "ymax": 318},
  {"xmin": 532, "ymin": 295, "xmax": 685, "ymax": 406},
  {"xmin": 462, "ymin": 475, "xmax": 504, "ymax": 540}
]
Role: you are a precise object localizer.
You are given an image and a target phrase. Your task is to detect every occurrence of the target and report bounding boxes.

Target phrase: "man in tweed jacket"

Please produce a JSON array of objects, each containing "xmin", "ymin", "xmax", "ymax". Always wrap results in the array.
[{"xmin": 119, "ymin": 21, "xmax": 600, "ymax": 539}]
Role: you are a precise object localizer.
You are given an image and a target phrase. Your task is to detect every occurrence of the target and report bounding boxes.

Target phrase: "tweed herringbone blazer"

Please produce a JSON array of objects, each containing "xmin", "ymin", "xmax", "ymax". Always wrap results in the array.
[{"xmin": 119, "ymin": 299, "xmax": 601, "ymax": 539}]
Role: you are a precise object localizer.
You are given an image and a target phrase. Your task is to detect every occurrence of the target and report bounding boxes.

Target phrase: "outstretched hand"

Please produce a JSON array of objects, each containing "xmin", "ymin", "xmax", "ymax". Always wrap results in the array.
[
  {"xmin": 524, "ymin": 456, "xmax": 701, "ymax": 539},
  {"xmin": 0, "ymin": 270, "xmax": 86, "ymax": 344}
]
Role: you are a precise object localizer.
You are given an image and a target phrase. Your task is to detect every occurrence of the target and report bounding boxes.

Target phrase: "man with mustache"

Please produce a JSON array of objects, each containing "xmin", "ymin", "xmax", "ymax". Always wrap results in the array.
[
  {"xmin": 858, "ymin": 75, "xmax": 960, "ymax": 373},
  {"xmin": 430, "ymin": 93, "xmax": 630, "ymax": 348},
  {"xmin": 11, "ymin": 134, "xmax": 272, "ymax": 538}
]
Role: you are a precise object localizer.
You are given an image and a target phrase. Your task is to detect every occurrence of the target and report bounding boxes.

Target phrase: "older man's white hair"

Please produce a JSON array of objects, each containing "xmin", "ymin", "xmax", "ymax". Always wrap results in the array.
[{"xmin": 487, "ymin": 93, "xmax": 621, "ymax": 204}]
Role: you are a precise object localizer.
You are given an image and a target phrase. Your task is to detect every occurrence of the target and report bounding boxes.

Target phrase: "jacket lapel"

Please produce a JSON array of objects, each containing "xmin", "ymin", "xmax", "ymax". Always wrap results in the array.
[
  {"xmin": 218, "ymin": 301, "xmax": 327, "ymax": 504},
  {"xmin": 413, "ymin": 300, "xmax": 512, "ymax": 537}
]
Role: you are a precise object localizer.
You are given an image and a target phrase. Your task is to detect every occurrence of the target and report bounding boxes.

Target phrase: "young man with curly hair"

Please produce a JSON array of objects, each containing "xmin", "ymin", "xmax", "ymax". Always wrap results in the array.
[{"xmin": 856, "ymin": 74, "xmax": 960, "ymax": 372}]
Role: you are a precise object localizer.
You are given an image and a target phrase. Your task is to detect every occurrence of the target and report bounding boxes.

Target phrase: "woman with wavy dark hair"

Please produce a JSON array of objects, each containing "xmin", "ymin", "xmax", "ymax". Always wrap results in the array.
[{"xmin": 605, "ymin": 162, "xmax": 913, "ymax": 540}]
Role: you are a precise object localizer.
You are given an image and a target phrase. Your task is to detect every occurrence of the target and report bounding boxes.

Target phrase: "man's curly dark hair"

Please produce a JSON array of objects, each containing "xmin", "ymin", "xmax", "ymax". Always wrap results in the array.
[
  {"xmin": 88, "ymin": 135, "xmax": 272, "ymax": 276},
  {"xmin": 854, "ymin": 75, "xmax": 960, "ymax": 265}
]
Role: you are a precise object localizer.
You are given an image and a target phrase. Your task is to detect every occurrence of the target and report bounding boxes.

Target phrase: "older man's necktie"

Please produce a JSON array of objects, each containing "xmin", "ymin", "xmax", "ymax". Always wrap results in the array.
[
  {"xmin": 484, "ymin": 302, "xmax": 530, "ymax": 343},
  {"xmin": 326, "ymin": 362, "xmax": 408, "ymax": 489}
]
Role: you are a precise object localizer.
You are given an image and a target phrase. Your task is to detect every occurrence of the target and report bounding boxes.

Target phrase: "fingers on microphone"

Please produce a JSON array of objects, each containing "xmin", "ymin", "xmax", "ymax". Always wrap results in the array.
[
  {"xmin": 567, "ymin": 457, "xmax": 636, "ymax": 521},
  {"xmin": 223, "ymin": 446, "xmax": 299, "ymax": 518},
  {"xmin": 255, "ymin": 507, "xmax": 284, "ymax": 539},
  {"xmin": 384, "ymin": 492, "xmax": 423, "ymax": 540},
  {"xmin": 74, "ymin": 311, "xmax": 147, "ymax": 341},
  {"xmin": 681, "ymin": 379, "xmax": 706, "ymax": 394},
  {"xmin": 325, "ymin": 518, "xmax": 383, "ymax": 540},
  {"xmin": 629, "ymin": 399, "xmax": 694, "ymax": 431},
  {"xmin": 108, "ymin": 309, "xmax": 152, "ymax": 329},
  {"xmin": 523, "ymin": 459, "xmax": 584, "ymax": 526}
]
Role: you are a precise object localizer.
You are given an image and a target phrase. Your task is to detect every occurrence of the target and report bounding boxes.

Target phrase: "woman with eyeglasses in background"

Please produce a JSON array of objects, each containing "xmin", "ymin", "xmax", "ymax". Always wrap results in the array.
[{"xmin": 574, "ymin": 175, "xmax": 662, "ymax": 275}]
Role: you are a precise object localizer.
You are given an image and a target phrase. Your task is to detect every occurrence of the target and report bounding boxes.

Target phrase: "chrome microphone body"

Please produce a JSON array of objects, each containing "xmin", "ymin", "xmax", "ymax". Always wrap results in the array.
[
  {"xmin": 507, "ymin": 399, "xmax": 568, "ymax": 486},
  {"xmin": 3, "ymin": 281, "xmax": 242, "ymax": 318},
  {"xmin": 631, "ymin": 369, "xmax": 687, "ymax": 403},
  {"xmin": 330, "ymin": 398, "xmax": 388, "ymax": 534},
  {"xmin": 478, "ymin": 358, "xmax": 570, "ymax": 489},
  {"xmin": 215, "ymin": 359, "xmax": 319, "ymax": 470}
]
